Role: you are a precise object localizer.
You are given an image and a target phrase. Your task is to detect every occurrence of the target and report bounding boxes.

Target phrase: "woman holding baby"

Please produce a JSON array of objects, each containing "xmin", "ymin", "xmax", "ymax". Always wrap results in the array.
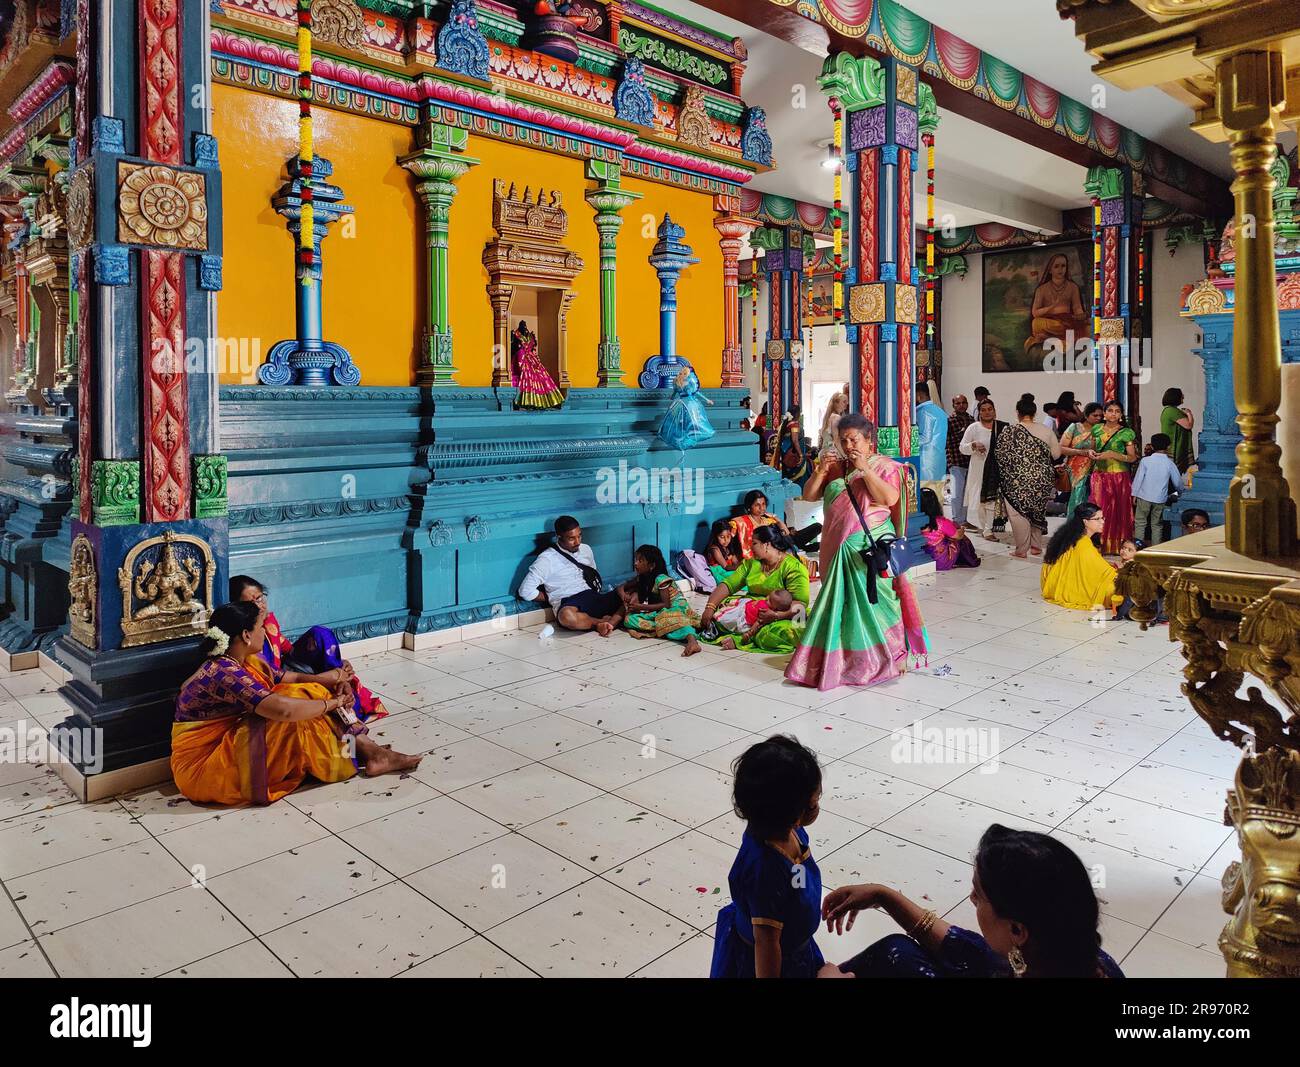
[
  {"xmin": 698, "ymin": 525, "xmax": 810, "ymax": 654},
  {"xmin": 785, "ymin": 413, "xmax": 929, "ymax": 691}
]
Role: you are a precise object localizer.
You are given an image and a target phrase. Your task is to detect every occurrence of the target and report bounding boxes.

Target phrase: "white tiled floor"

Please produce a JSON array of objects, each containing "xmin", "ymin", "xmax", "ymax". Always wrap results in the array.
[{"xmin": 0, "ymin": 539, "xmax": 1239, "ymax": 977}]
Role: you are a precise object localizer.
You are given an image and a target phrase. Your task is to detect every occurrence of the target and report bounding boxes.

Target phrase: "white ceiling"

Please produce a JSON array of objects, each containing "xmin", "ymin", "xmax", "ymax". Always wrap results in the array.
[
  {"xmin": 648, "ymin": 0, "xmax": 1243, "ymax": 232},
  {"xmin": 901, "ymin": 0, "xmax": 1233, "ymax": 180}
]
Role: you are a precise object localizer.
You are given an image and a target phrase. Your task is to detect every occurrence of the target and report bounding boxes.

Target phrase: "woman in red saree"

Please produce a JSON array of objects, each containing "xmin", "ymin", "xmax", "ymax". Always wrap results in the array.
[
  {"xmin": 231, "ymin": 575, "xmax": 388, "ymax": 723},
  {"xmin": 171, "ymin": 602, "xmax": 422, "ymax": 806},
  {"xmin": 1087, "ymin": 402, "xmax": 1138, "ymax": 555}
]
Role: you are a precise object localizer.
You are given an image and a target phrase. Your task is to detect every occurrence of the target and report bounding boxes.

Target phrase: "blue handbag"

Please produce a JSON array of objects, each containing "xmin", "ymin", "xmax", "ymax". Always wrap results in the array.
[{"xmin": 846, "ymin": 475, "xmax": 911, "ymax": 604}]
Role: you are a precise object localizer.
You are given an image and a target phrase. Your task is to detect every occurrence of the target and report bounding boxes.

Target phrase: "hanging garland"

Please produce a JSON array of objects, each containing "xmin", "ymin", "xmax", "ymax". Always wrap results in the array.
[
  {"xmin": 806, "ymin": 269, "xmax": 813, "ymax": 362},
  {"xmin": 1091, "ymin": 195, "xmax": 1102, "ymax": 338},
  {"xmin": 923, "ymin": 130, "xmax": 935, "ymax": 341},
  {"xmin": 831, "ymin": 98, "xmax": 844, "ymax": 337},
  {"xmin": 750, "ymin": 265, "xmax": 758, "ymax": 363},
  {"xmin": 1136, "ymin": 217, "xmax": 1145, "ymax": 310},
  {"xmin": 296, "ymin": 0, "xmax": 314, "ymax": 286}
]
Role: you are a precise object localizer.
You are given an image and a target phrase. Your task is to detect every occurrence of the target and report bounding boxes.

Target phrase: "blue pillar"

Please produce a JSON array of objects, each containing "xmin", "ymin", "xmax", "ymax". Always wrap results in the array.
[
  {"xmin": 1182, "ymin": 306, "xmax": 1300, "ymax": 526},
  {"xmin": 639, "ymin": 214, "xmax": 698, "ymax": 388},
  {"xmin": 257, "ymin": 156, "xmax": 360, "ymax": 387}
]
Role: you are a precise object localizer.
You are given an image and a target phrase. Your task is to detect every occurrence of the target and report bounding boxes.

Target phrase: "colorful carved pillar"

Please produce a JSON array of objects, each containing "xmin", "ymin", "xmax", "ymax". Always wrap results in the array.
[
  {"xmin": 713, "ymin": 192, "xmax": 758, "ymax": 390},
  {"xmin": 751, "ymin": 225, "xmax": 803, "ymax": 421},
  {"xmin": 399, "ymin": 120, "xmax": 479, "ymax": 386},
  {"xmin": 585, "ymin": 160, "xmax": 641, "ymax": 387},
  {"xmin": 821, "ymin": 53, "xmax": 930, "ymax": 463},
  {"xmin": 640, "ymin": 214, "xmax": 699, "ymax": 388},
  {"xmin": 54, "ymin": 0, "xmax": 227, "ymax": 794},
  {"xmin": 1085, "ymin": 165, "xmax": 1142, "ymax": 416},
  {"xmin": 256, "ymin": 155, "xmax": 359, "ymax": 386}
]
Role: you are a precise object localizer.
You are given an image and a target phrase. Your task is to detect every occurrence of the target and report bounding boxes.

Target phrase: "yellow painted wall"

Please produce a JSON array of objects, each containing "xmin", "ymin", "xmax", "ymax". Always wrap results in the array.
[
  {"xmin": 215, "ymin": 83, "xmax": 725, "ymax": 388},
  {"xmin": 448, "ymin": 135, "xmax": 598, "ymax": 387},
  {"xmin": 214, "ymin": 83, "xmax": 419, "ymax": 385},
  {"xmin": 617, "ymin": 175, "xmax": 723, "ymax": 386}
]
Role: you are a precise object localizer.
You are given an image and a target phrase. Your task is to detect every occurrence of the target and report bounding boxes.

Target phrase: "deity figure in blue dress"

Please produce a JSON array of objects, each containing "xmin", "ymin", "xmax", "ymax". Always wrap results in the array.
[{"xmin": 658, "ymin": 366, "xmax": 715, "ymax": 452}]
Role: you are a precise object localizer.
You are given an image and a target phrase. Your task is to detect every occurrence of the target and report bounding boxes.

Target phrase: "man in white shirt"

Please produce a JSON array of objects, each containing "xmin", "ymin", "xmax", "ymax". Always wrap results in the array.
[{"xmin": 518, "ymin": 515, "xmax": 626, "ymax": 635}]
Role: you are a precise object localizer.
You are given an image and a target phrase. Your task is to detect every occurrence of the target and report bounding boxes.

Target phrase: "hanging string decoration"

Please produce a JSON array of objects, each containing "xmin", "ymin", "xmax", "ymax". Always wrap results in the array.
[
  {"xmin": 296, "ymin": 0, "xmax": 315, "ymax": 286},
  {"xmin": 831, "ymin": 98, "xmax": 844, "ymax": 339},
  {"xmin": 1091, "ymin": 195, "xmax": 1102, "ymax": 338},
  {"xmin": 923, "ymin": 130, "xmax": 935, "ymax": 340},
  {"xmin": 750, "ymin": 266, "xmax": 758, "ymax": 363},
  {"xmin": 1136, "ymin": 217, "xmax": 1145, "ymax": 310},
  {"xmin": 806, "ymin": 269, "xmax": 813, "ymax": 362}
]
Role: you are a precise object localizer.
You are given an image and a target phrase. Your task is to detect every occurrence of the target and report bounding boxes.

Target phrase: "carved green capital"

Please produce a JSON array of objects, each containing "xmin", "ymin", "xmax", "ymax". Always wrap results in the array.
[
  {"xmin": 749, "ymin": 226, "xmax": 788, "ymax": 252},
  {"xmin": 1084, "ymin": 165, "xmax": 1124, "ymax": 201},
  {"xmin": 193, "ymin": 454, "xmax": 228, "ymax": 518},
  {"xmin": 918, "ymin": 83, "xmax": 939, "ymax": 136},
  {"xmin": 90, "ymin": 459, "xmax": 140, "ymax": 526},
  {"xmin": 877, "ymin": 425, "xmax": 900, "ymax": 457},
  {"xmin": 818, "ymin": 52, "xmax": 886, "ymax": 112}
]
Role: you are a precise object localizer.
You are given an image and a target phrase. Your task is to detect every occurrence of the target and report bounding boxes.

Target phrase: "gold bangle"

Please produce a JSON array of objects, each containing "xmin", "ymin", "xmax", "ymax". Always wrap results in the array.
[{"xmin": 908, "ymin": 909, "xmax": 938, "ymax": 940}]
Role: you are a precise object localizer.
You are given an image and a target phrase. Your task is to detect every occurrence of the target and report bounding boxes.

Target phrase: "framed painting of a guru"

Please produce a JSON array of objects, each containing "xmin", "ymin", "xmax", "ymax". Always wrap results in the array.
[{"xmin": 981, "ymin": 242, "xmax": 1092, "ymax": 373}]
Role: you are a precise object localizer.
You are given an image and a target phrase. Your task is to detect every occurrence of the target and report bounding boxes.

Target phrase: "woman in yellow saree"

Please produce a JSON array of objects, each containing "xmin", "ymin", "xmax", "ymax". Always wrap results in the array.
[
  {"xmin": 172, "ymin": 602, "xmax": 422, "ymax": 806},
  {"xmin": 1040, "ymin": 503, "xmax": 1123, "ymax": 615}
]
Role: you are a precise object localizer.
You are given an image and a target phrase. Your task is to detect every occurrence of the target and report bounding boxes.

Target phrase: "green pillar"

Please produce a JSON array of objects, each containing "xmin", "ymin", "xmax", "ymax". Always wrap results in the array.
[
  {"xmin": 399, "ymin": 122, "xmax": 479, "ymax": 386},
  {"xmin": 585, "ymin": 160, "xmax": 641, "ymax": 387}
]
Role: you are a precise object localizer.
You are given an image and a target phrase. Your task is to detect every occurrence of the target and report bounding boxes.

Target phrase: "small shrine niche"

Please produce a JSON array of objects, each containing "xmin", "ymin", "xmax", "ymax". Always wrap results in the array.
[{"xmin": 483, "ymin": 180, "xmax": 583, "ymax": 391}]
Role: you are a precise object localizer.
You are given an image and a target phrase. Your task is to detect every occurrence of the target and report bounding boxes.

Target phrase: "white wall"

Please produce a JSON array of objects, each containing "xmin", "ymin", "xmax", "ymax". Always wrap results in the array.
[
  {"xmin": 939, "ymin": 242, "xmax": 1206, "ymax": 438},
  {"xmin": 739, "ymin": 272, "xmax": 869, "ymax": 430}
]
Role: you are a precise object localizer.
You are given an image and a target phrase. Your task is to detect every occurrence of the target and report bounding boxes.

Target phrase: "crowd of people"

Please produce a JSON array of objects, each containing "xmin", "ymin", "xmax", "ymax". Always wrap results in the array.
[
  {"xmin": 940, "ymin": 384, "xmax": 1202, "ymax": 618},
  {"xmin": 163, "ymin": 380, "xmax": 1210, "ymax": 981}
]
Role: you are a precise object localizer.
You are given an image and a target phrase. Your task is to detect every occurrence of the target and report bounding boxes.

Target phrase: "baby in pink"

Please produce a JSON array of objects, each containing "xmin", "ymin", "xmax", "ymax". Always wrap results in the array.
[{"xmin": 714, "ymin": 588, "xmax": 795, "ymax": 640}]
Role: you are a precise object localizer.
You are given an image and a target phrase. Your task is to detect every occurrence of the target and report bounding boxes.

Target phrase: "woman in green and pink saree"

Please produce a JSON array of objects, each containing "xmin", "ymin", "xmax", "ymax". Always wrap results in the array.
[{"xmin": 785, "ymin": 413, "xmax": 928, "ymax": 691}]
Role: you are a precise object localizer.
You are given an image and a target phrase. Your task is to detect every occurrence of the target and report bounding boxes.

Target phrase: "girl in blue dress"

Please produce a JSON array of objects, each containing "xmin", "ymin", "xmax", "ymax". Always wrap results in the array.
[
  {"xmin": 821, "ymin": 824, "xmax": 1124, "ymax": 978},
  {"xmin": 711, "ymin": 736, "xmax": 832, "ymax": 979},
  {"xmin": 658, "ymin": 366, "xmax": 715, "ymax": 452}
]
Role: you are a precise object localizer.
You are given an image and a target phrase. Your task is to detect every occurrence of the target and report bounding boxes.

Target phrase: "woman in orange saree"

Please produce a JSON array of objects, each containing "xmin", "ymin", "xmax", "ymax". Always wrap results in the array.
[{"xmin": 171, "ymin": 602, "xmax": 422, "ymax": 806}]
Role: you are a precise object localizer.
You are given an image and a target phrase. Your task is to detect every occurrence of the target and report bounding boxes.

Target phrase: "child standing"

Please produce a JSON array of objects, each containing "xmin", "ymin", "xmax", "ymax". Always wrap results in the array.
[
  {"xmin": 1130, "ymin": 433, "xmax": 1183, "ymax": 545},
  {"xmin": 711, "ymin": 736, "xmax": 835, "ymax": 979}
]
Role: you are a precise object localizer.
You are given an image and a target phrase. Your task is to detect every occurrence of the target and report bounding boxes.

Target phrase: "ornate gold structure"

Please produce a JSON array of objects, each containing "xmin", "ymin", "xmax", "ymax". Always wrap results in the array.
[
  {"xmin": 1069, "ymin": 0, "xmax": 1300, "ymax": 978},
  {"xmin": 116, "ymin": 162, "xmax": 208, "ymax": 251},
  {"xmin": 482, "ymin": 180, "xmax": 583, "ymax": 389},
  {"xmin": 676, "ymin": 86, "xmax": 713, "ymax": 149},
  {"xmin": 118, "ymin": 529, "xmax": 215, "ymax": 648},
  {"xmin": 68, "ymin": 534, "xmax": 97, "ymax": 649}
]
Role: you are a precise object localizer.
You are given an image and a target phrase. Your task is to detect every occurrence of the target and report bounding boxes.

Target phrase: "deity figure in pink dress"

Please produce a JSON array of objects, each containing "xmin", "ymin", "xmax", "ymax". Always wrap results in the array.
[{"xmin": 511, "ymin": 321, "xmax": 564, "ymax": 409}]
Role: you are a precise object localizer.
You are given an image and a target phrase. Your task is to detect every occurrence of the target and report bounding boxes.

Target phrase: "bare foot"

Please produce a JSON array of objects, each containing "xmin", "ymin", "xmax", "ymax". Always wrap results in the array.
[
  {"xmin": 1028, "ymin": 547, "xmax": 1042, "ymax": 556},
  {"xmin": 363, "ymin": 746, "xmax": 423, "ymax": 777},
  {"xmin": 719, "ymin": 636, "xmax": 737, "ymax": 650},
  {"xmin": 982, "ymin": 533, "xmax": 998, "ymax": 542},
  {"xmin": 682, "ymin": 635, "xmax": 701, "ymax": 657},
  {"xmin": 1010, "ymin": 551, "xmax": 1028, "ymax": 559},
  {"xmin": 595, "ymin": 619, "xmax": 614, "ymax": 637}
]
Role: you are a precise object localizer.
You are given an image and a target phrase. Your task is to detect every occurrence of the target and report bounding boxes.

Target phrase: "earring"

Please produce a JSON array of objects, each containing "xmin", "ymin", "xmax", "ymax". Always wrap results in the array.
[{"xmin": 1008, "ymin": 946, "xmax": 1027, "ymax": 977}]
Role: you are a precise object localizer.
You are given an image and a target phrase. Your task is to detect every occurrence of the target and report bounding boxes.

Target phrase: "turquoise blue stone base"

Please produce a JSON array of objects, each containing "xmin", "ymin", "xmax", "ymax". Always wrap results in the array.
[{"xmin": 221, "ymin": 385, "xmax": 792, "ymax": 642}]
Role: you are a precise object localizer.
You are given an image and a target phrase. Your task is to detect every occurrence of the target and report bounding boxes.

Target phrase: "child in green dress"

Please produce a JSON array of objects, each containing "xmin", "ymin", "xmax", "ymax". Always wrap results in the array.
[{"xmin": 619, "ymin": 544, "xmax": 702, "ymax": 657}]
